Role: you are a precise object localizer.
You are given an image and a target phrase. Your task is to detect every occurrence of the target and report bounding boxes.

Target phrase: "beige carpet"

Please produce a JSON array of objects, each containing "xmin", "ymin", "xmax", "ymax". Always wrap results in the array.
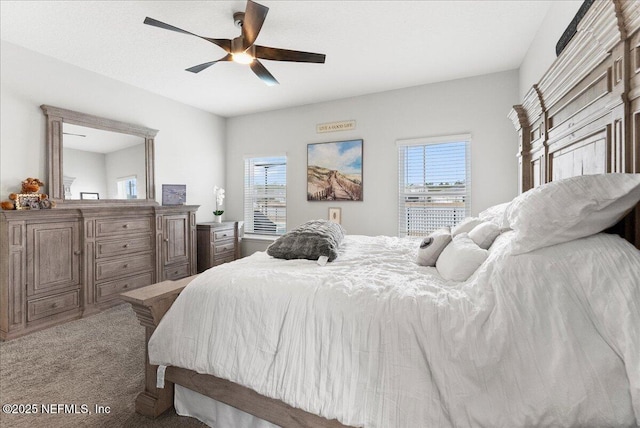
[{"xmin": 0, "ymin": 304, "xmax": 206, "ymax": 428}]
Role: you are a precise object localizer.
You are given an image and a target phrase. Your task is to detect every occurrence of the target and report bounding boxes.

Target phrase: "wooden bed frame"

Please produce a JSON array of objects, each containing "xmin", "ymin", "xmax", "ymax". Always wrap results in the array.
[
  {"xmin": 122, "ymin": 2, "xmax": 640, "ymax": 427},
  {"xmin": 508, "ymin": 0, "xmax": 640, "ymax": 250}
]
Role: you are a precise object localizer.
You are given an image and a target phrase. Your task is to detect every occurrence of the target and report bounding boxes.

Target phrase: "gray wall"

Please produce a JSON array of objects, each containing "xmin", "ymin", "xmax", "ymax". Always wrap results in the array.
[{"xmin": 226, "ymin": 70, "xmax": 520, "ymax": 254}]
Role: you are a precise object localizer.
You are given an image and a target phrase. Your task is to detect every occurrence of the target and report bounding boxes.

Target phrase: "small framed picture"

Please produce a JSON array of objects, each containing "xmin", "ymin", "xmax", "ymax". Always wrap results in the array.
[
  {"xmin": 80, "ymin": 192, "xmax": 99, "ymax": 200},
  {"xmin": 162, "ymin": 184, "xmax": 187, "ymax": 206},
  {"xmin": 15, "ymin": 194, "xmax": 42, "ymax": 210},
  {"xmin": 328, "ymin": 207, "xmax": 342, "ymax": 224}
]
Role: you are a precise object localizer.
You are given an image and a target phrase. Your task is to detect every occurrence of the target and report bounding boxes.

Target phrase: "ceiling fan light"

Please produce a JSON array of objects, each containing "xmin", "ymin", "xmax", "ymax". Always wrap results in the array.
[{"xmin": 232, "ymin": 52, "xmax": 254, "ymax": 64}]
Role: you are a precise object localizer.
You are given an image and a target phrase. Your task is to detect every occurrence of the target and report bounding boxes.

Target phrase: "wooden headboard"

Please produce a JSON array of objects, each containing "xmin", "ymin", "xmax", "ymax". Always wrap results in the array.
[{"xmin": 509, "ymin": 0, "xmax": 640, "ymax": 249}]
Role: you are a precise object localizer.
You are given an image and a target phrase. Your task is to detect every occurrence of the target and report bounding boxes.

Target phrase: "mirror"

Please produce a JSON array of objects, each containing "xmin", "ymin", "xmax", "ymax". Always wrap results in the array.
[
  {"xmin": 41, "ymin": 105, "xmax": 157, "ymax": 204},
  {"xmin": 62, "ymin": 123, "xmax": 146, "ymax": 200}
]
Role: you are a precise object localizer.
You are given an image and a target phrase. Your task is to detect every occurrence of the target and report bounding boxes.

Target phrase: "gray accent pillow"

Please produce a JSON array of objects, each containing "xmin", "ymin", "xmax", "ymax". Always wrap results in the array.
[
  {"xmin": 416, "ymin": 227, "xmax": 452, "ymax": 267},
  {"xmin": 267, "ymin": 220, "xmax": 345, "ymax": 262}
]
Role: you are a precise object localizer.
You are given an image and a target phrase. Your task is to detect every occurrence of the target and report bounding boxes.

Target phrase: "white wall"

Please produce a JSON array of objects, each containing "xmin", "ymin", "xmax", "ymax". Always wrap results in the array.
[
  {"xmin": 63, "ymin": 148, "xmax": 107, "ymax": 199},
  {"xmin": 106, "ymin": 144, "xmax": 147, "ymax": 199},
  {"xmin": 227, "ymin": 70, "xmax": 519, "ymax": 253},
  {"xmin": 0, "ymin": 41, "xmax": 226, "ymax": 222},
  {"xmin": 518, "ymin": 1, "xmax": 582, "ymax": 98}
]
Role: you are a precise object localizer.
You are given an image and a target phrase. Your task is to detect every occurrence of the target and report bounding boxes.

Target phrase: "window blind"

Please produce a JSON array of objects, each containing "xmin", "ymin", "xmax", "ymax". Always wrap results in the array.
[
  {"xmin": 397, "ymin": 136, "xmax": 471, "ymax": 237},
  {"xmin": 244, "ymin": 156, "xmax": 287, "ymax": 235}
]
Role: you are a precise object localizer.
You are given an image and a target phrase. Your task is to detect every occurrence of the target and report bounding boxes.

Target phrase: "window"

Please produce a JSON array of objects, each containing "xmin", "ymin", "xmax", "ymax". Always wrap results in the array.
[
  {"xmin": 244, "ymin": 156, "xmax": 287, "ymax": 235},
  {"xmin": 397, "ymin": 135, "xmax": 471, "ymax": 237},
  {"xmin": 117, "ymin": 176, "xmax": 137, "ymax": 199}
]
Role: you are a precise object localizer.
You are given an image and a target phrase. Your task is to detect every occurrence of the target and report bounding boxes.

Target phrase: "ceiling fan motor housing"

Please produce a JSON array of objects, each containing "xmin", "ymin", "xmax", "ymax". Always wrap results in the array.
[{"xmin": 233, "ymin": 12, "xmax": 245, "ymax": 28}]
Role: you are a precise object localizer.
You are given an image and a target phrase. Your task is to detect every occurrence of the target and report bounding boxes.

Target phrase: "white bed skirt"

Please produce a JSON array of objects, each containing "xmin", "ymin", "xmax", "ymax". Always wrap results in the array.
[{"xmin": 175, "ymin": 385, "xmax": 279, "ymax": 428}]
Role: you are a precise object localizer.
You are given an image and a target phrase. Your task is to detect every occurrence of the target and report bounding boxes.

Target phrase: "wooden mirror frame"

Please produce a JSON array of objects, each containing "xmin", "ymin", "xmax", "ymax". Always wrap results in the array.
[{"xmin": 41, "ymin": 105, "xmax": 158, "ymax": 204}]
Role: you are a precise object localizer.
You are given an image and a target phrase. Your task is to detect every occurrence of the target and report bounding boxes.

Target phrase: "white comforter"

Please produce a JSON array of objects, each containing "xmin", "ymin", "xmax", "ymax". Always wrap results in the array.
[{"xmin": 149, "ymin": 233, "xmax": 640, "ymax": 427}]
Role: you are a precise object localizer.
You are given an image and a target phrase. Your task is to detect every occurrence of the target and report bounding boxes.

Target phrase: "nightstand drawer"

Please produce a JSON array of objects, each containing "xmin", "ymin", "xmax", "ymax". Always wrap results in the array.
[
  {"xmin": 27, "ymin": 290, "xmax": 79, "ymax": 322},
  {"xmin": 97, "ymin": 272, "xmax": 153, "ymax": 302},
  {"xmin": 96, "ymin": 218, "xmax": 152, "ymax": 237},
  {"xmin": 96, "ymin": 236, "xmax": 153, "ymax": 258},
  {"xmin": 213, "ymin": 241, "xmax": 235, "ymax": 255},
  {"xmin": 213, "ymin": 228, "xmax": 235, "ymax": 241},
  {"xmin": 96, "ymin": 253, "xmax": 153, "ymax": 282},
  {"xmin": 164, "ymin": 263, "xmax": 190, "ymax": 280},
  {"xmin": 197, "ymin": 221, "xmax": 239, "ymax": 273},
  {"xmin": 213, "ymin": 255, "xmax": 235, "ymax": 267}
]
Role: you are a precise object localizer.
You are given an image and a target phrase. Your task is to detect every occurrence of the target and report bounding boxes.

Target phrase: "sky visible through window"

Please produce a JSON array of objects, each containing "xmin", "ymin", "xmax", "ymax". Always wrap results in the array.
[
  {"xmin": 252, "ymin": 157, "xmax": 286, "ymax": 185},
  {"xmin": 405, "ymin": 141, "xmax": 466, "ymax": 186}
]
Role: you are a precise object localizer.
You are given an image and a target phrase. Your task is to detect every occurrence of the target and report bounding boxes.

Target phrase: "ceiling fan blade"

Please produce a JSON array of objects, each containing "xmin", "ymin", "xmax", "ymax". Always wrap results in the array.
[
  {"xmin": 250, "ymin": 60, "xmax": 279, "ymax": 86},
  {"xmin": 144, "ymin": 17, "xmax": 193, "ymax": 35},
  {"xmin": 242, "ymin": 0, "xmax": 269, "ymax": 49},
  {"xmin": 186, "ymin": 54, "xmax": 232, "ymax": 73},
  {"xmin": 255, "ymin": 45, "xmax": 326, "ymax": 63},
  {"xmin": 144, "ymin": 17, "xmax": 232, "ymax": 52}
]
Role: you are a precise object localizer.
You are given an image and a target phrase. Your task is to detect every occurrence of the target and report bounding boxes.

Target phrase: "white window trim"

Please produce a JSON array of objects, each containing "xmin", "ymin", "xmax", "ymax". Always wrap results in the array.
[
  {"xmin": 396, "ymin": 133, "xmax": 472, "ymax": 147},
  {"xmin": 397, "ymin": 134, "xmax": 472, "ymax": 237},
  {"xmin": 244, "ymin": 155, "xmax": 287, "ymax": 236}
]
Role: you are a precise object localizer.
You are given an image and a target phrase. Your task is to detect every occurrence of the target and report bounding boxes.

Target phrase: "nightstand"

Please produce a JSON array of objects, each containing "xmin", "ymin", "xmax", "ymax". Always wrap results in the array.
[{"xmin": 196, "ymin": 221, "xmax": 240, "ymax": 273}]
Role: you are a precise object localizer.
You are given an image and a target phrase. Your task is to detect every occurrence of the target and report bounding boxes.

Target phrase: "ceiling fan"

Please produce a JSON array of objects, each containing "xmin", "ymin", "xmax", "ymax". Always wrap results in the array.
[{"xmin": 144, "ymin": 0, "xmax": 326, "ymax": 86}]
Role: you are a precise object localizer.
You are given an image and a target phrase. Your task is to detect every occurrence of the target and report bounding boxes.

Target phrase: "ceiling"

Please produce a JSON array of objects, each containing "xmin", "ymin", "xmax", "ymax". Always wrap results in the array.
[
  {"xmin": 1, "ymin": 1, "xmax": 555, "ymax": 118},
  {"xmin": 63, "ymin": 123, "xmax": 143, "ymax": 154}
]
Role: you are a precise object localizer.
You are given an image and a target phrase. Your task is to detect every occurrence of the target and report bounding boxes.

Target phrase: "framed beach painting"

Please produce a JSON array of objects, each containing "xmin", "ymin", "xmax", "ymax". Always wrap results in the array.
[{"xmin": 307, "ymin": 139, "xmax": 363, "ymax": 201}]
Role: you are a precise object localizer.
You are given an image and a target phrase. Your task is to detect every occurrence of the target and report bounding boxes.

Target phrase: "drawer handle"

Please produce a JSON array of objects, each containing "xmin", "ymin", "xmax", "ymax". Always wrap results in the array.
[
  {"xmin": 123, "ymin": 243, "xmax": 129, "ymax": 248},
  {"xmin": 51, "ymin": 303, "xmax": 58, "ymax": 308},
  {"xmin": 222, "ymin": 233, "xmax": 227, "ymax": 237},
  {"xmin": 123, "ymin": 284, "xmax": 129, "ymax": 289},
  {"xmin": 164, "ymin": 238, "xmax": 169, "ymax": 243},
  {"xmin": 123, "ymin": 224, "xmax": 129, "ymax": 229},
  {"xmin": 73, "ymin": 250, "xmax": 81, "ymax": 255},
  {"xmin": 123, "ymin": 264, "xmax": 129, "ymax": 268},
  {"xmin": 174, "ymin": 271, "xmax": 179, "ymax": 275}
]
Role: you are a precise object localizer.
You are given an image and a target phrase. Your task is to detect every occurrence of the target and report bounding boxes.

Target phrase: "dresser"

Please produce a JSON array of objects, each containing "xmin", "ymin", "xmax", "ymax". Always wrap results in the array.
[
  {"xmin": 0, "ymin": 204, "xmax": 198, "ymax": 340},
  {"xmin": 196, "ymin": 221, "xmax": 240, "ymax": 273}
]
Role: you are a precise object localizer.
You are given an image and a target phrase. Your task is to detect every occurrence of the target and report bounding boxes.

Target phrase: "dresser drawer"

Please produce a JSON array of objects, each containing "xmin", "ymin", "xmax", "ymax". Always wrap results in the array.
[
  {"xmin": 164, "ymin": 263, "xmax": 190, "ymax": 280},
  {"xmin": 96, "ymin": 272, "xmax": 153, "ymax": 302},
  {"xmin": 96, "ymin": 253, "xmax": 153, "ymax": 282},
  {"xmin": 213, "ymin": 228, "xmax": 235, "ymax": 241},
  {"xmin": 27, "ymin": 290, "xmax": 79, "ymax": 322},
  {"xmin": 96, "ymin": 218, "xmax": 152, "ymax": 237},
  {"xmin": 96, "ymin": 235, "xmax": 153, "ymax": 258}
]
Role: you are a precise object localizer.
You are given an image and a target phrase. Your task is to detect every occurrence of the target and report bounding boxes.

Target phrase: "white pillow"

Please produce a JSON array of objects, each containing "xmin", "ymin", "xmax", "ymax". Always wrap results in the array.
[
  {"xmin": 436, "ymin": 233, "xmax": 489, "ymax": 282},
  {"xmin": 506, "ymin": 173, "xmax": 640, "ymax": 254},
  {"xmin": 478, "ymin": 202, "xmax": 510, "ymax": 228},
  {"xmin": 416, "ymin": 228, "xmax": 451, "ymax": 267},
  {"xmin": 468, "ymin": 221, "xmax": 501, "ymax": 249},
  {"xmin": 451, "ymin": 217, "xmax": 483, "ymax": 237}
]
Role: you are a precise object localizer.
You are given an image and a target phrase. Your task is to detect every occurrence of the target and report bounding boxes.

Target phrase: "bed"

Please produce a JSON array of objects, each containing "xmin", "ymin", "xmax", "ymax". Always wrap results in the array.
[{"xmin": 122, "ymin": 1, "xmax": 640, "ymax": 427}]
